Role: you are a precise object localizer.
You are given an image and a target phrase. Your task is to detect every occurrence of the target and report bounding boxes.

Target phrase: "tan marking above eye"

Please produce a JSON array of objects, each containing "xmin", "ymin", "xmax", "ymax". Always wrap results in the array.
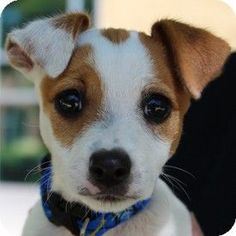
[
  {"xmin": 101, "ymin": 28, "xmax": 130, "ymax": 44},
  {"xmin": 143, "ymin": 82, "xmax": 180, "ymax": 111},
  {"xmin": 40, "ymin": 46, "xmax": 103, "ymax": 147},
  {"xmin": 47, "ymin": 79, "xmax": 85, "ymax": 103}
]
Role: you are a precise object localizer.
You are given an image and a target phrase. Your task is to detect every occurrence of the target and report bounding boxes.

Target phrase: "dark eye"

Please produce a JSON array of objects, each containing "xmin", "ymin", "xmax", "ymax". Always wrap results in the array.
[
  {"xmin": 142, "ymin": 94, "xmax": 171, "ymax": 124},
  {"xmin": 54, "ymin": 89, "xmax": 83, "ymax": 118}
]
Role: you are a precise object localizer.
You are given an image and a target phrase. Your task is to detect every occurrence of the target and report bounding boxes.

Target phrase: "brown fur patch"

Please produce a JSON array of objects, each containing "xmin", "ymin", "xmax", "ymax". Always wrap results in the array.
[
  {"xmin": 101, "ymin": 28, "xmax": 129, "ymax": 44},
  {"xmin": 6, "ymin": 40, "xmax": 34, "ymax": 71},
  {"xmin": 54, "ymin": 13, "xmax": 90, "ymax": 38},
  {"xmin": 40, "ymin": 46, "xmax": 102, "ymax": 147},
  {"xmin": 151, "ymin": 20, "xmax": 230, "ymax": 98},
  {"xmin": 139, "ymin": 33, "xmax": 190, "ymax": 156}
]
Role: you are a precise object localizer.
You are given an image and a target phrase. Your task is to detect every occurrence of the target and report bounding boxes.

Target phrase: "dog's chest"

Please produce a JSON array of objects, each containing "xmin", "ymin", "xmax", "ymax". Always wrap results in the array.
[{"xmin": 103, "ymin": 180, "xmax": 192, "ymax": 236}]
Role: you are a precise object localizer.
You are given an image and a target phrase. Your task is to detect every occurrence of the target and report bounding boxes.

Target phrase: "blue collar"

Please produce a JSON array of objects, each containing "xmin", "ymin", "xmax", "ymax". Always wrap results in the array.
[{"xmin": 40, "ymin": 155, "xmax": 151, "ymax": 236}]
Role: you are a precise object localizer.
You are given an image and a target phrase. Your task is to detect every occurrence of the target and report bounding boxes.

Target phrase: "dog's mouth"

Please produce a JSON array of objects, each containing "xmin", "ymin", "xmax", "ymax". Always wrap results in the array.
[
  {"xmin": 76, "ymin": 187, "xmax": 142, "ymax": 212},
  {"xmin": 78, "ymin": 184, "xmax": 138, "ymax": 203},
  {"xmin": 79, "ymin": 189, "xmax": 138, "ymax": 203},
  {"xmin": 92, "ymin": 193, "xmax": 134, "ymax": 202}
]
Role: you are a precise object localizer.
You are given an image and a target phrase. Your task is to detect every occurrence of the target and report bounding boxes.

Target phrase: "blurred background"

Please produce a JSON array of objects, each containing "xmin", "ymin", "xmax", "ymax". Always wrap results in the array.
[{"xmin": 0, "ymin": 0, "xmax": 235, "ymax": 235}]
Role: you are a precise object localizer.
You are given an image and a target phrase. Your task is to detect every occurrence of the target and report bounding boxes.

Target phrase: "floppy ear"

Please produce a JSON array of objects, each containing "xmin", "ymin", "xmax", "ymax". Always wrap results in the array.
[
  {"xmin": 5, "ymin": 12, "xmax": 90, "ymax": 80},
  {"xmin": 151, "ymin": 20, "xmax": 230, "ymax": 99}
]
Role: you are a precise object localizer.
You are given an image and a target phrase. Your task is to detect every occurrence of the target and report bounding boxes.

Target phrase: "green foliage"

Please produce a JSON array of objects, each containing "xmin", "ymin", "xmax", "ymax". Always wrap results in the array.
[
  {"xmin": 0, "ymin": 136, "xmax": 47, "ymax": 182},
  {"xmin": 1, "ymin": 136, "xmax": 46, "ymax": 161},
  {"xmin": 17, "ymin": 0, "xmax": 66, "ymax": 18}
]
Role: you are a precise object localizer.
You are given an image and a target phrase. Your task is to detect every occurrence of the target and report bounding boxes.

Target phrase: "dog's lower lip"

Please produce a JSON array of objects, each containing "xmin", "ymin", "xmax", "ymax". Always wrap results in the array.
[
  {"xmin": 94, "ymin": 194, "xmax": 128, "ymax": 201},
  {"xmin": 82, "ymin": 193, "xmax": 137, "ymax": 202},
  {"xmin": 78, "ymin": 188, "xmax": 139, "ymax": 201},
  {"xmin": 95, "ymin": 194, "xmax": 124, "ymax": 202}
]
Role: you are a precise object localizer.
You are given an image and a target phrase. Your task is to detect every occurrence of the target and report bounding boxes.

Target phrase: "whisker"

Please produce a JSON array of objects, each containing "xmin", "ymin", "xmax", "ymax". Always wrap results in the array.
[
  {"xmin": 24, "ymin": 161, "xmax": 51, "ymax": 181},
  {"xmin": 161, "ymin": 173, "xmax": 184, "ymax": 204},
  {"xmin": 162, "ymin": 173, "xmax": 190, "ymax": 201},
  {"xmin": 46, "ymin": 190, "xmax": 54, "ymax": 203},
  {"xmin": 34, "ymin": 172, "xmax": 51, "ymax": 187},
  {"xmin": 24, "ymin": 165, "xmax": 41, "ymax": 181},
  {"xmin": 164, "ymin": 173, "xmax": 187, "ymax": 186},
  {"xmin": 164, "ymin": 165, "xmax": 196, "ymax": 179},
  {"xmin": 83, "ymin": 206, "xmax": 91, "ymax": 220},
  {"xmin": 161, "ymin": 173, "xmax": 175, "ymax": 190}
]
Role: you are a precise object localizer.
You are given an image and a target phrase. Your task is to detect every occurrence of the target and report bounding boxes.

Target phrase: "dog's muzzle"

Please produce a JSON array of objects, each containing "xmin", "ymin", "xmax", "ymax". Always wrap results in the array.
[{"xmin": 40, "ymin": 155, "xmax": 151, "ymax": 236}]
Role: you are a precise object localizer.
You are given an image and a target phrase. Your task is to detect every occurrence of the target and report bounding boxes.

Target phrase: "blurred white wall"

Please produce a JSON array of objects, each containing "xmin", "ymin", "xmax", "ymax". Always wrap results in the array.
[
  {"xmin": 94, "ymin": 0, "xmax": 236, "ymax": 50},
  {"xmin": 0, "ymin": 183, "xmax": 38, "ymax": 236}
]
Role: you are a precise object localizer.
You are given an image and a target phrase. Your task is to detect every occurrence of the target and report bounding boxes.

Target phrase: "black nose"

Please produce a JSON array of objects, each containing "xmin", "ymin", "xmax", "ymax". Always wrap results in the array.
[{"xmin": 89, "ymin": 149, "xmax": 131, "ymax": 188}]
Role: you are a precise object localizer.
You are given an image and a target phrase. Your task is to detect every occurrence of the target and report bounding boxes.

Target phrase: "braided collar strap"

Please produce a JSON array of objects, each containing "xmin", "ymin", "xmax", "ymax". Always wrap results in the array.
[{"xmin": 40, "ymin": 155, "xmax": 151, "ymax": 236}]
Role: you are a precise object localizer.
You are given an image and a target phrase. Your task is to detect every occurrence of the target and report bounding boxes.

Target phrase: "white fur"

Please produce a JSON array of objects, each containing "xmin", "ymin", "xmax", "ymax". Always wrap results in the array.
[{"xmin": 6, "ymin": 17, "xmax": 192, "ymax": 236}]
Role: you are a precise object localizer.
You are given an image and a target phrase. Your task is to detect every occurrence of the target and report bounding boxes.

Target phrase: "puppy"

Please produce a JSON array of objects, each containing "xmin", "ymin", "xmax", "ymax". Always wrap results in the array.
[{"xmin": 5, "ymin": 13, "xmax": 230, "ymax": 236}]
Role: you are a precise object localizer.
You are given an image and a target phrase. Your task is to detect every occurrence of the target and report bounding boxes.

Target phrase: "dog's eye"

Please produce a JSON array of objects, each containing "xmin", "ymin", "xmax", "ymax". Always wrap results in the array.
[
  {"xmin": 55, "ymin": 89, "xmax": 83, "ymax": 118},
  {"xmin": 142, "ymin": 94, "xmax": 171, "ymax": 124}
]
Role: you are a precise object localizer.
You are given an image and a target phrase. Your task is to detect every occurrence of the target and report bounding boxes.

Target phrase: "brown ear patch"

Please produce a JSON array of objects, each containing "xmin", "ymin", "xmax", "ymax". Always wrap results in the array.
[
  {"xmin": 101, "ymin": 28, "xmax": 130, "ymax": 44},
  {"xmin": 151, "ymin": 20, "xmax": 230, "ymax": 98},
  {"xmin": 54, "ymin": 12, "xmax": 90, "ymax": 39},
  {"xmin": 6, "ymin": 40, "xmax": 34, "ymax": 71},
  {"xmin": 40, "ymin": 46, "xmax": 103, "ymax": 147}
]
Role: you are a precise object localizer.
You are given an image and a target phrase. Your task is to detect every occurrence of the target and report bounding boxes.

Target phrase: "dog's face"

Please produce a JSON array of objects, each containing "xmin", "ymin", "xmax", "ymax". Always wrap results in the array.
[{"xmin": 6, "ymin": 13, "xmax": 230, "ymax": 212}]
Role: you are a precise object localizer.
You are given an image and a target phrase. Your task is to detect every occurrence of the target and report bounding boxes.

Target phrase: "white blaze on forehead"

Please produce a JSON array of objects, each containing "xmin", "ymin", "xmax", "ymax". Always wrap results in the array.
[{"xmin": 78, "ymin": 30, "xmax": 155, "ymax": 116}]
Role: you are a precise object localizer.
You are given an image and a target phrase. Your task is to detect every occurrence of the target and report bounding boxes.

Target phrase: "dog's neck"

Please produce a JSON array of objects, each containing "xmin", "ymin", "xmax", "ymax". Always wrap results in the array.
[{"xmin": 40, "ymin": 155, "xmax": 151, "ymax": 236}]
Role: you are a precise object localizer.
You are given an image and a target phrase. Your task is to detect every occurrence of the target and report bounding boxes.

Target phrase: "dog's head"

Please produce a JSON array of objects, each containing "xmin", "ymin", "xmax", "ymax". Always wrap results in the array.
[{"xmin": 6, "ymin": 13, "xmax": 230, "ymax": 212}]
